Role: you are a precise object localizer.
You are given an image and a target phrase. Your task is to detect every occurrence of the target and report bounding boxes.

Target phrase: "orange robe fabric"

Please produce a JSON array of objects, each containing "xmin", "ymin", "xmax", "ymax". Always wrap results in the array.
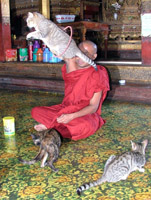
[{"xmin": 31, "ymin": 64, "xmax": 110, "ymax": 140}]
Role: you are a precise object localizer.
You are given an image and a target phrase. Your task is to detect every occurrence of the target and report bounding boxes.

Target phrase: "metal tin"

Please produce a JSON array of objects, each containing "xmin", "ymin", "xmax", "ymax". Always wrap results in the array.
[{"xmin": 3, "ymin": 116, "xmax": 15, "ymax": 136}]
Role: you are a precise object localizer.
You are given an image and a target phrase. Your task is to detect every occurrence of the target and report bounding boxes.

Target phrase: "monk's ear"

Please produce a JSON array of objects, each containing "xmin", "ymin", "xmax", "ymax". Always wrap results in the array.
[{"xmin": 92, "ymin": 53, "xmax": 97, "ymax": 60}]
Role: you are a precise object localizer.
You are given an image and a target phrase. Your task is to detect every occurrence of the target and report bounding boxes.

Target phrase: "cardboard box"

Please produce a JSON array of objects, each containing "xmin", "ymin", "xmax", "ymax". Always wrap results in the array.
[{"xmin": 5, "ymin": 49, "xmax": 17, "ymax": 61}]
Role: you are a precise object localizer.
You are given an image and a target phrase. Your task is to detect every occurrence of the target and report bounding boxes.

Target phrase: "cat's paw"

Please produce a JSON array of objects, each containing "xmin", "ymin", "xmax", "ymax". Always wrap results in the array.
[
  {"xmin": 50, "ymin": 165, "xmax": 59, "ymax": 172},
  {"xmin": 53, "ymin": 168, "xmax": 59, "ymax": 173},
  {"xmin": 139, "ymin": 168, "xmax": 145, "ymax": 173},
  {"xmin": 26, "ymin": 33, "xmax": 34, "ymax": 40},
  {"xmin": 40, "ymin": 163, "xmax": 45, "ymax": 168}
]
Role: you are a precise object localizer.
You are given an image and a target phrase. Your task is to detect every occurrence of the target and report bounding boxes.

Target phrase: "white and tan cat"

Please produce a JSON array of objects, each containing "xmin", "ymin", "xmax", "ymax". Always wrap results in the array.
[{"xmin": 26, "ymin": 12, "xmax": 97, "ymax": 71}]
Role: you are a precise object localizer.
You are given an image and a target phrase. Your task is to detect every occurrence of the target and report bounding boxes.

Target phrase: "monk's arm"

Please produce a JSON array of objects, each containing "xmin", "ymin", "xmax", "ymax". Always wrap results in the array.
[{"xmin": 57, "ymin": 91, "xmax": 102, "ymax": 124}]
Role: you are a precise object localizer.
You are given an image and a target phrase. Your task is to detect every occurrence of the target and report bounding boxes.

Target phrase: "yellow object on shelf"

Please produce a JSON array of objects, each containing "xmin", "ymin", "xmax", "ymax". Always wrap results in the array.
[{"xmin": 3, "ymin": 116, "xmax": 15, "ymax": 136}]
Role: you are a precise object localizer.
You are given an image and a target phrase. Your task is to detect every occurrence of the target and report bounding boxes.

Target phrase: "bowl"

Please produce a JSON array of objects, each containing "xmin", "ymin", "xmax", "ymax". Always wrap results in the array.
[
  {"xmin": 119, "ymin": 80, "xmax": 126, "ymax": 85},
  {"xmin": 55, "ymin": 15, "xmax": 75, "ymax": 23}
]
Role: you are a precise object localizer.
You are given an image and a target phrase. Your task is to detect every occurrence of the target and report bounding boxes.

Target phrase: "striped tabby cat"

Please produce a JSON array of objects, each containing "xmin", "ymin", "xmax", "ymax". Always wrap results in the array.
[
  {"xmin": 77, "ymin": 139, "xmax": 148, "ymax": 195},
  {"xmin": 19, "ymin": 129, "xmax": 61, "ymax": 172},
  {"xmin": 26, "ymin": 12, "xmax": 97, "ymax": 71}
]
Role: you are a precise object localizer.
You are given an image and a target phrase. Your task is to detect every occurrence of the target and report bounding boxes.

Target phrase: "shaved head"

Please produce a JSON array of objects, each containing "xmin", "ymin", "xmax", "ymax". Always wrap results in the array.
[
  {"xmin": 78, "ymin": 40, "xmax": 97, "ymax": 61},
  {"xmin": 75, "ymin": 40, "xmax": 98, "ymax": 68},
  {"xmin": 79, "ymin": 40, "xmax": 97, "ymax": 54}
]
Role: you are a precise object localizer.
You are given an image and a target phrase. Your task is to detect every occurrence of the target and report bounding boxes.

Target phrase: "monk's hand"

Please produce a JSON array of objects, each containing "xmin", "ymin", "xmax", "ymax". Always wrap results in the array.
[{"xmin": 57, "ymin": 114, "xmax": 74, "ymax": 124}]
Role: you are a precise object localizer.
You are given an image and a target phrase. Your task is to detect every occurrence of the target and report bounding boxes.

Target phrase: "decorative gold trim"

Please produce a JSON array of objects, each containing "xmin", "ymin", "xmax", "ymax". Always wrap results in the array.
[
  {"xmin": 1, "ymin": 0, "xmax": 10, "ymax": 25},
  {"xmin": 2, "ymin": 16, "xmax": 10, "ymax": 25}
]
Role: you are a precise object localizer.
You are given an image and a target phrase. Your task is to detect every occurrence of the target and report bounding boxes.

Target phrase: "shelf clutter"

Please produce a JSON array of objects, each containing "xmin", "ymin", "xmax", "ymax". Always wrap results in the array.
[{"xmin": 5, "ymin": 40, "xmax": 62, "ymax": 63}]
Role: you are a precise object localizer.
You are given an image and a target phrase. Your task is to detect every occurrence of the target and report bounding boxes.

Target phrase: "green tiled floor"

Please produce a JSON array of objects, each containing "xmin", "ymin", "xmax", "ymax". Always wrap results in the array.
[{"xmin": 0, "ymin": 90, "xmax": 151, "ymax": 200}]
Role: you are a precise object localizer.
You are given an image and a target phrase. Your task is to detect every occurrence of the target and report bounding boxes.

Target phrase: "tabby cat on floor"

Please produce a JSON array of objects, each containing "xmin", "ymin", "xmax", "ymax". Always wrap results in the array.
[
  {"xmin": 19, "ymin": 128, "xmax": 61, "ymax": 172},
  {"xmin": 26, "ymin": 12, "xmax": 97, "ymax": 71},
  {"xmin": 77, "ymin": 139, "xmax": 148, "ymax": 195}
]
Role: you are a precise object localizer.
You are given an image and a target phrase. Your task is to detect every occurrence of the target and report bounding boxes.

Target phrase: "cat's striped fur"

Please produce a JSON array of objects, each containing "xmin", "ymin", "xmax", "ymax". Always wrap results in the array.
[
  {"xmin": 77, "ymin": 139, "xmax": 148, "ymax": 195},
  {"xmin": 26, "ymin": 12, "xmax": 97, "ymax": 71},
  {"xmin": 19, "ymin": 129, "xmax": 61, "ymax": 172}
]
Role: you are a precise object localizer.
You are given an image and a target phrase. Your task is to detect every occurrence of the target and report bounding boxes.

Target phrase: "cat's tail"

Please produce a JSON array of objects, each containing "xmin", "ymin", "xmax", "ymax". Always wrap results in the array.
[
  {"xmin": 76, "ymin": 176, "xmax": 105, "ymax": 196},
  {"xmin": 18, "ymin": 158, "xmax": 37, "ymax": 165},
  {"xmin": 76, "ymin": 51, "xmax": 98, "ymax": 71}
]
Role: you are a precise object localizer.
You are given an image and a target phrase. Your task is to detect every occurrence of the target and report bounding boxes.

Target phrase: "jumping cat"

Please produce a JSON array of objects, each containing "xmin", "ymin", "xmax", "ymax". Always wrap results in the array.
[
  {"xmin": 26, "ymin": 12, "xmax": 97, "ymax": 71},
  {"xmin": 77, "ymin": 139, "xmax": 148, "ymax": 195},
  {"xmin": 19, "ymin": 129, "xmax": 61, "ymax": 172}
]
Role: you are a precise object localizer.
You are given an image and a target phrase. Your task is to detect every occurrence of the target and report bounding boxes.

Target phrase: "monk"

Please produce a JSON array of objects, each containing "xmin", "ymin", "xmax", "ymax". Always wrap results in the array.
[{"xmin": 31, "ymin": 40, "xmax": 110, "ymax": 140}]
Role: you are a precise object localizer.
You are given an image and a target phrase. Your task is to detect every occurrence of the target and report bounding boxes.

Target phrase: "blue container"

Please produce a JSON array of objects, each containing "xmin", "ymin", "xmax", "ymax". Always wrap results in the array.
[
  {"xmin": 43, "ymin": 48, "xmax": 50, "ymax": 62},
  {"xmin": 33, "ymin": 48, "xmax": 38, "ymax": 62},
  {"xmin": 49, "ymin": 52, "xmax": 62, "ymax": 63},
  {"xmin": 52, "ymin": 55, "xmax": 58, "ymax": 63},
  {"xmin": 57, "ymin": 57, "xmax": 62, "ymax": 62},
  {"xmin": 49, "ymin": 51, "xmax": 53, "ymax": 63}
]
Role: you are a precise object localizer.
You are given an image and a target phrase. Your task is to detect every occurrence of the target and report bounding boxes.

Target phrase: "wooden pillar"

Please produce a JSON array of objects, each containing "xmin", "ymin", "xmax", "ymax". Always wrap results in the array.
[
  {"xmin": 0, "ymin": 0, "xmax": 11, "ymax": 61},
  {"xmin": 141, "ymin": 0, "xmax": 151, "ymax": 65},
  {"xmin": 41, "ymin": 0, "xmax": 50, "ymax": 19}
]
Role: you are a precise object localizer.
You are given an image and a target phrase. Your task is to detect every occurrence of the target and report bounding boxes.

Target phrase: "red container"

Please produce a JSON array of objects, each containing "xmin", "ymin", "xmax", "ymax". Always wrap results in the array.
[
  {"xmin": 42, "ymin": 42, "xmax": 47, "ymax": 51},
  {"xmin": 28, "ymin": 41, "xmax": 33, "ymax": 61},
  {"xmin": 5, "ymin": 49, "xmax": 17, "ymax": 61}
]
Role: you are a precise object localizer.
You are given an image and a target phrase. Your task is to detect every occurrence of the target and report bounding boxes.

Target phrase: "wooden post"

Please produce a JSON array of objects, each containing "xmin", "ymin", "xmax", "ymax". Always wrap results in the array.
[
  {"xmin": 0, "ymin": 0, "xmax": 11, "ymax": 61},
  {"xmin": 80, "ymin": 0, "xmax": 84, "ymax": 20},
  {"xmin": 41, "ymin": 0, "xmax": 50, "ymax": 19},
  {"xmin": 141, "ymin": 0, "xmax": 151, "ymax": 65}
]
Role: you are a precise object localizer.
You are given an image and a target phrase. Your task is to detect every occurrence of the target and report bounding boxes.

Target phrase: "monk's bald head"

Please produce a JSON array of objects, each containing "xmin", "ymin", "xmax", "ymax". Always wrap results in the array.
[{"xmin": 78, "ymin": 40, "xmax": 97, "ymax": 60}]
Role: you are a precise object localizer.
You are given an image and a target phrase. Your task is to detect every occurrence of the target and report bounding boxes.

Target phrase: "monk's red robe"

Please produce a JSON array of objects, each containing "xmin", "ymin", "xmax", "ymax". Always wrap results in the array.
[{"xmin": 31, "ymin": 64, "xmax": 110, "ymax": 140}]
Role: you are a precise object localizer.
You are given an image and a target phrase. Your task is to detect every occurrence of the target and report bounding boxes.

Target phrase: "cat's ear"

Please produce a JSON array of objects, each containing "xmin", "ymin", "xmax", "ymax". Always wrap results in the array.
[
  {"xmin": 28, "ymin": 12, "xmax": 33, "ymax": 18},
  {"xmin": 33, "ymin": 12, "xmax": 39, "ymax": 18},
  {"xmin": 142, "ymin": 139, "xmax": 148, "ymax": 149},
  {"xmin": 31, "ymin": 134, "xmax": 37, "ymax": 140},
  {"xmin": 131, "ymin": 140, "xmax": 137, "ymax": 151}
]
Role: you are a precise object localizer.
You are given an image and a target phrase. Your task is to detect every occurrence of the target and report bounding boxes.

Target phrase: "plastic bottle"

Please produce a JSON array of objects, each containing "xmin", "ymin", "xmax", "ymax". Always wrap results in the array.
[
  {"xmin": 49, "ymin": 53, "xmax": 58, "ymax": 63},
  {"xmin": 28, "ymin": 41, "xmax": 33, "ymax": 61},
  {"xmin": 57, "ymin": 57, "xmax": 62, "ymax": 63},
  {"xmin": 49, "ymin": 51, "xmax": 53, "ymax": 63},
  {"xmin": 42, "ymin": 42, "xmax": 47, "ymax": 51},
  {"xmin": 37, "ymin": 48, "xmax": 43, "ymax": 62},
  {"xmin": 33, "ymin": 48, "xmax": 38, "ymax": 62},
  {"xmin": 43, "ymin": 48, "xmax": 50, "ymax": 62},
  {"xmin": 33, "ymin": 40, "xmax": 40, "ymax": 50},
  {"xmin": 52, "ymin": 55, "xmax": 58, "ymax": 63}
]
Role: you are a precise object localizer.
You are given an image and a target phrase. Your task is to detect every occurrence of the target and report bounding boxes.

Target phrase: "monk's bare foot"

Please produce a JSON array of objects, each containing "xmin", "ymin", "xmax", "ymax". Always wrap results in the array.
[{"xmin": 34, "ymin": 124, "xmax": 47, "ymax": 131}]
